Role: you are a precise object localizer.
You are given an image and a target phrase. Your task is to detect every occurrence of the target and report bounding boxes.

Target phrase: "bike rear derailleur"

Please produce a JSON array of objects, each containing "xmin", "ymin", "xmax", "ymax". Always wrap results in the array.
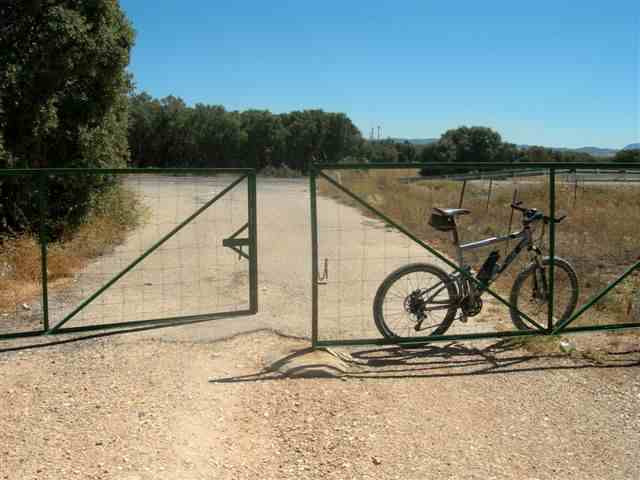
[{"xmin": 461, "ymin": 296, "xmax": 482, "ymax": 317}]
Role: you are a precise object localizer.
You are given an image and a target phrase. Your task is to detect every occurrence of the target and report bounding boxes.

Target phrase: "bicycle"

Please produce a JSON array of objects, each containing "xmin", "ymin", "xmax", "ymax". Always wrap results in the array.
[{"xmin": 373, "ymin": 201, "xmax": 579, "ymax": 339}]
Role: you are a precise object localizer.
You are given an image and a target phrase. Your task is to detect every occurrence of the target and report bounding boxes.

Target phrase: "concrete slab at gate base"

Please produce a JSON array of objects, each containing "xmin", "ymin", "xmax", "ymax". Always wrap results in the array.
[{"xmin": 262, "ymin": 347, "xmax": 351, "ymax": 378}]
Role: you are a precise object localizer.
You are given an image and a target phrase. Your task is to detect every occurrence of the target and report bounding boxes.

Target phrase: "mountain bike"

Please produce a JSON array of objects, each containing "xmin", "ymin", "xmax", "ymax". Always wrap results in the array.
[{"xmin": 373, "ymin": 202, "xmax": 579, "ymax": 339}]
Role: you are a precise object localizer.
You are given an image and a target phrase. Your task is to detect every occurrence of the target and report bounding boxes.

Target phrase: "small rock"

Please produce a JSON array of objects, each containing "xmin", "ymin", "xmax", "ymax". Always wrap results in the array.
[{"xmin": 559, "ymin": 339, "xmax": 576, "ymax": 353}]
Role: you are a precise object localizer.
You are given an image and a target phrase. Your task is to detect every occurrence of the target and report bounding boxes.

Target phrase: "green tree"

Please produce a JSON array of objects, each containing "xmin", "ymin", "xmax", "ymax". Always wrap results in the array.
[
  {"xmin": 240, "ymin": 110, "xmax": 287, "ymax": 169},
  {"xmin": 322, "ymin": 113, "xmax": 361, "ymax": 163},
  {"xmin": 128, "ymin": 92, "xmax": 161, "ymax": 167},
  {"xmin": 438, "ymin": 126, "xmax": 503, "ymax": 163},
  {"xmin": 126, "ymin": 95, "xmax": 365, "ymax": 172},
  {"xmin": 280, "ymin": 110, "xmax": 329, "ymax": 171},
  {"xmin": 365, "ymin": 141, "xmax": 400, "ymax": 163},
  {"xmin": 523, "ymin": 146, "xmax": 554, "ymax": 163},
  {"xmin": 613, "ymin": 149, "xmax": 639, "ymax": 164},
  {"xmin": 0, "ymin": 0, "xmax": 135, "ymax": 236},
  {"xmin": 419, "ymin": 126, "xmax": 505, "ymax": 175},
  {"xmin": 397, "ymin": 141, "xmax": 418, "ymax": 162}
]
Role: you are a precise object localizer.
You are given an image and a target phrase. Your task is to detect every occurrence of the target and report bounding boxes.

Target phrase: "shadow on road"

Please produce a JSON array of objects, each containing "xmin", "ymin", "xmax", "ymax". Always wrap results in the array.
[
  {"xmin": 0, "ymin": 315, "xmax": 264, "ymax": 355},
  {"xmin": 209, "ymin": 339, "xmax": 640, "ymax": 383}
]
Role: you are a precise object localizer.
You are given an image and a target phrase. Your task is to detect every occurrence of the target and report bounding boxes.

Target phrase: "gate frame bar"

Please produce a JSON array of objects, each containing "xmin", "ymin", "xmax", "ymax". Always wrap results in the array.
[
  {"xmin": 0, "ymin": 167, "xmax": 257, "ymax": 340},
  {"xmin": 310, "ymin": 162, "xmax": 640, "ymax": 348}
]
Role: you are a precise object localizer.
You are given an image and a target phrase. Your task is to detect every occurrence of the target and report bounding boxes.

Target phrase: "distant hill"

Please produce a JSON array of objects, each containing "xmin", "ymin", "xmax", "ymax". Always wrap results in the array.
[
  {"xmin": 390, "ymin": 137, "xmax": 636, "ymax": 156},
  {"xmin": 518, "ymin": 145, "xmax": 617, "ymax": 157},
  {"xmin": 570, "ymin": 147, "xmax": 618, "ymax": 157}
]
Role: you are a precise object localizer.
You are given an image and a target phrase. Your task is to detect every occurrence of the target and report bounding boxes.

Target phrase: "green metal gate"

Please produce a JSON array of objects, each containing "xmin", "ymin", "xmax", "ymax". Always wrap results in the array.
[
  {"xmin": 0, "ymin": 168, "xmax": 257, "ymax": 340},
  {"xmin": 310, "ymin": 162, "xmax": 640, "ymax": 347}
]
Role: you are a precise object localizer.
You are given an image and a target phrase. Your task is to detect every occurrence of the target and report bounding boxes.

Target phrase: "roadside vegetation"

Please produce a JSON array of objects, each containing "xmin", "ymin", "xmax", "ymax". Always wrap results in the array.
[
  {"xmin": 319, "ymin": 168, "xmax": 640, "ymax": 333},
  {"xmin": 0, "ymin": 184, "xmax": 146, "ymax": 313},
  {"xmin": 0, "ymin": 2, "xmax": 140, "ymax": 320},
  {"xmin": 126, "ymin": 102, "xmax": 637, "ymax": 175}
]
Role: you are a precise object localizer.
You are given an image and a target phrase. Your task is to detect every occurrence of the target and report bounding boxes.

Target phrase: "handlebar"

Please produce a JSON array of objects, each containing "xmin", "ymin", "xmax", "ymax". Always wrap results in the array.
[{"xmin": 510, "ymin": 201, "xmax": 566, "ymax": 224}]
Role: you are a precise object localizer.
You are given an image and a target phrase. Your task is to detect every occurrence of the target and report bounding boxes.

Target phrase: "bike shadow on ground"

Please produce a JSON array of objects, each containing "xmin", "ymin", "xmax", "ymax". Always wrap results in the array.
[{"xmin": 209, "ymin": 338, "xmax": 640, "ymax": 384}]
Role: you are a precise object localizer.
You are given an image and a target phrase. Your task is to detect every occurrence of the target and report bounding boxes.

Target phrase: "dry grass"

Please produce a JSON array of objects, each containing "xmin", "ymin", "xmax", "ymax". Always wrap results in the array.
[
  {"xmin": 260, "ymin": 164, "xmax": 304, "ymax": 178},
  {"xmin": 0, "ymin": 184, "xmax": 146, "ymax": 313},
  {"xmin": 319, "ymin": 169, "xmax": 640, "ymax": 328}
]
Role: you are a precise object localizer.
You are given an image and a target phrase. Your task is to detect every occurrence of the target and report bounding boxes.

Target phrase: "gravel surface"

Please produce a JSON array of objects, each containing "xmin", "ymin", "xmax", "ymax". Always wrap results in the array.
[
  {"xmin": 1, "ymin": 331, "xmax": 638, "ymax": 480},
  {"xmin": 1, "ymin": 176, "xmax": 639, "ymax": 479}
]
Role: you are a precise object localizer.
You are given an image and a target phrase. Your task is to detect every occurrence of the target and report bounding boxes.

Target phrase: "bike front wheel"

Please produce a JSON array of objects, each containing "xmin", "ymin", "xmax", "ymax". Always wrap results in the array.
[
  {"xmin": 373, "ymin": 263, "xmax": 458, "ymax": 339},
  {"xmin": 509, "ymin": 257, "xmax": 579, "ymax": 330}
]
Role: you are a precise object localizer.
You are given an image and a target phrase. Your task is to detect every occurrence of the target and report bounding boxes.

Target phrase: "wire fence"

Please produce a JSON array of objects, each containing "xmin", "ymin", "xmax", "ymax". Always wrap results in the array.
[
  {"xmin": 402, "ymin": 167, "xmax": 640, "ymax": 183},
  {"xmin": 0, "ymin": 169, "xmax": 257, "ymax": 339},
  {"xmin": 311, "ymin": 163, "xmax": 640, "ymax": 346}
]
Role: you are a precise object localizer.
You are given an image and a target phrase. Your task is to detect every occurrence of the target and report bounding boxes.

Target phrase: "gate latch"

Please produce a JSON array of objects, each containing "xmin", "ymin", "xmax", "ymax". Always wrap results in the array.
[
  {"xmin": 223, "ymin": 223, "xmax": 250, "ymax": 260},
  {"xmin": 317, "ymin": 258, "xmax": 328, "ymax": 284}
]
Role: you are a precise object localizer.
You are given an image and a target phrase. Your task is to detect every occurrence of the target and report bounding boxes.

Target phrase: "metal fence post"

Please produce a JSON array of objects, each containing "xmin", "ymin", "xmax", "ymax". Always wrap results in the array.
[
  {"xmin": 458, "ymin": 180, "xmax": 467, "ymax": 208},
  {"xmin": 310, "ymin": 165, "xmax": 319, "ymax": 348},
  {"xmin": 38, "ymin": 172, "xmax": 50, "ymax": 331},
  {"xmin": 547, "ymin": 168, "xmax": 556, "ymax": 332},
  {"xmin": 248, "ymin": 171, "xmax": 258, "ymax": 314}
]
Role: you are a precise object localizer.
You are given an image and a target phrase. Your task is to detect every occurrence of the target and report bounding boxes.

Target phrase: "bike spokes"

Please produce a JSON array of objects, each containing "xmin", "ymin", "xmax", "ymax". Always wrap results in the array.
[{"xmin": 382, "ymin": 271, "xmax": 452, "ymax": 335}]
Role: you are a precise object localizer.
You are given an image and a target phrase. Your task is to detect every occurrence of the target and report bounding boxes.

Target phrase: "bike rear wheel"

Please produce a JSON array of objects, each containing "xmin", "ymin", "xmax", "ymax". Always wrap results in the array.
[
  {"xmin": 373, "ymin": 263, "xmax": 458, "ymax": 339},
  {"xmin": 509, "ymin": 257, "xmax": 579, "ymax": 330}
]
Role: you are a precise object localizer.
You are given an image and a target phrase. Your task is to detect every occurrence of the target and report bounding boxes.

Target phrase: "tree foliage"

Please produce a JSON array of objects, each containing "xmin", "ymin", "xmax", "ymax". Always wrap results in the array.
[
  {"xmin": 418, "ymin": 126, "xmax": 600, "ymax": 176},
  {"xmin": 613, "ymin": 148, "xmax": 639, "ymax": 164},
  {"xmin": 0, "ymin": 0, "xmax": 135, "ymax": 237},
  {"xmin": 127, "ymin": 93, "xmax": 364, "ymax": 171}
]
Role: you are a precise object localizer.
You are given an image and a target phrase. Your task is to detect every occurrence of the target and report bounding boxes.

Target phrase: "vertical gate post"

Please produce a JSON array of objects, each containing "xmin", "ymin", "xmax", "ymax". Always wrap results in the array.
[
  {"xmin": 310, "ymin": 165, "xmax": 319, "ymax": 348},
  {"xmin": 248, "ymin": 171, "xmax": 258, "ymax": 314},
  {"xmin": 547, "ymin": 167, "xmax": 556, "ymax": 332},
  {"xmin": 38, "ymin": 172, "xmax": 50, "ymax": 332}
]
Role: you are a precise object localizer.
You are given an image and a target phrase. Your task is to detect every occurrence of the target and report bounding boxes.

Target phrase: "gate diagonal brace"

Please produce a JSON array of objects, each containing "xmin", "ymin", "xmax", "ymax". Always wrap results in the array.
[
  {"xmin": 46, "ymin": 173, "xmax": 248, "ymax": 334},
  {"xmin": 223, "ymin": 223, "xmax": 250, "ymax": 260}
]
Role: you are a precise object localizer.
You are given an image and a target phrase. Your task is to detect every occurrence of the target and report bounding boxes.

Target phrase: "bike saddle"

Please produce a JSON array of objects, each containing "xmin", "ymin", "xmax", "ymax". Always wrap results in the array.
[{"xmin": 432, "ymin": 207, "xmax": 471, "ymax": 218}]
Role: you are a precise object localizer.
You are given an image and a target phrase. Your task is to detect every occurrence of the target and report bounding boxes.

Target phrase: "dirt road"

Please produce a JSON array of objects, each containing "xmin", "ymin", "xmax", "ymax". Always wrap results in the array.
[{"xmin": 1, "ymin": 175, "xmax": 638, "ymax": 479}]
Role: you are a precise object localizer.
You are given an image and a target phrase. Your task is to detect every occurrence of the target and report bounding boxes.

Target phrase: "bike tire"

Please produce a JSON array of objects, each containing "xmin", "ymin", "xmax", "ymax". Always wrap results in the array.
[
  {"xmin": 373, "ymin": 263, "xmax": 458, "ymax": 339},
  {"xmin": 509, "ymin": 257, "xmax": 579, "ymax": 330}
]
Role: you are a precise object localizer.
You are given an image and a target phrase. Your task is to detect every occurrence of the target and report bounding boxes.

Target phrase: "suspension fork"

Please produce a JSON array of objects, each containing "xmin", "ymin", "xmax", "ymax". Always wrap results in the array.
[{"xmin": 532, "ymin": 249, "xmax": 549, "ymax": 300}]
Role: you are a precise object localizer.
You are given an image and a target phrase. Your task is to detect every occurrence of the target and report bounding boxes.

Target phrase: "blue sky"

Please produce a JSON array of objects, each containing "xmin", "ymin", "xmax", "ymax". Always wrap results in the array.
[{"xmin": 121, "ymin": 0, "xmax": 638, "ymax": 148}]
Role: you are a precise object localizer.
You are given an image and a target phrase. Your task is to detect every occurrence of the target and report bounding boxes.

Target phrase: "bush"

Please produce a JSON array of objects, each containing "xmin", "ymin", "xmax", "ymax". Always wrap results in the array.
[
  {"xmin": 0, "ymin": 0, "xmax": 134, "ymax": 238},
  {"xmin": 0, "ymin": 183, "xmax": 145, "ymax": 309}
]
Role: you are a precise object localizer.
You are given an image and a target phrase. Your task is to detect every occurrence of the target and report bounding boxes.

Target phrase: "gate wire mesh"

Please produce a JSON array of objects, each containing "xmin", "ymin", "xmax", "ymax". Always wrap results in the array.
[
  {"xmin": 0, "ymin": 169, "xmax": 256, "ymax": 339},
  {"xmin": 311, "ymin": 163, "xmax": 640, "ymax": 347},
  {"xmin": 551, "ymin": 169, "xmax": 640, "ymax": 332}
]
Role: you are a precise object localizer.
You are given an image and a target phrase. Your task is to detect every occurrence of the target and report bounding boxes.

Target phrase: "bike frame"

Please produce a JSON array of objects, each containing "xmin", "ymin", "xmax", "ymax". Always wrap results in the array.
[
  {"xmin": 420, "ymin": 225, "xmax": 537, "ymax": 314},
  {"xmin": 450, "ymin": 220, "xmax": 542, "ymax": 301},
  {"xmin": 458, "ymin": 229, "xmax": 531, "ymax": 276}
]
